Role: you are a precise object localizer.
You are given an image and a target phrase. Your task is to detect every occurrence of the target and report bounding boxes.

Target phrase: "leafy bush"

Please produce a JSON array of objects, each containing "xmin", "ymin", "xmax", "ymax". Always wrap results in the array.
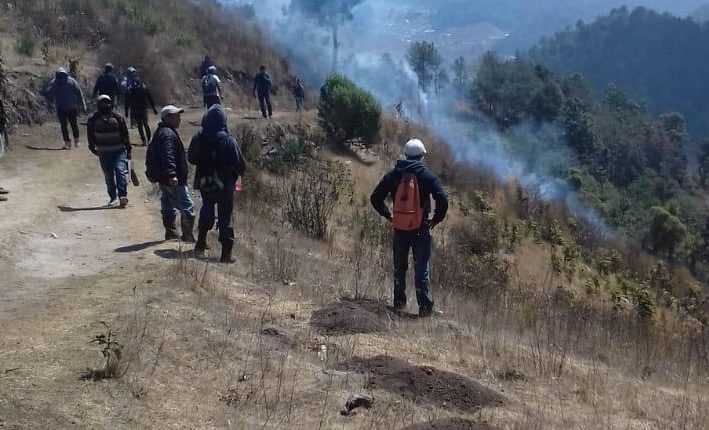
[{"xmin": 318, "ymin": 74, "xmax": 381, "ymax": 148}]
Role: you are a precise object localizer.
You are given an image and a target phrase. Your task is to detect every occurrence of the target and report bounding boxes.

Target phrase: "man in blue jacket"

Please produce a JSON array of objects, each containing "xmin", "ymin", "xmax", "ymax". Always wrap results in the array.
[
  {"xmin": 146, "ymin": 105, "xmax": 195, "ymax": 242},
  {"xmin": 188, "ymin": 105, "xmax": 246, "ymax": 263},
  {"xmin": 47, "ymin": 68, "xmax": 86, "ymax": 149},
  {"xmin": 253, "ymin": 65, "xmax": 273, "ymax": 119},
  {"xmin": 370, "ymin": 139, "xmax": 449, "ymax": 317}
]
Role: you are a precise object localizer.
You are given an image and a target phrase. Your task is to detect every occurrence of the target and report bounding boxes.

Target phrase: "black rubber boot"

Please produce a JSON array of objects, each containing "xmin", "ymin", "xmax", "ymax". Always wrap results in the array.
[
  {"xmin": 219, "ymin": 242, "xmax": 235, "ymax": 264},
  {"xmin": 194, "ymin": 228, "xmax": 209, "ymax": 257},
  {"xmin": 162, "ymin": 214, "xmax": 179, "ymax": 240},
  {"xmin": 181, "ymin": 213, "xmax": 196, "ymax": 243}
]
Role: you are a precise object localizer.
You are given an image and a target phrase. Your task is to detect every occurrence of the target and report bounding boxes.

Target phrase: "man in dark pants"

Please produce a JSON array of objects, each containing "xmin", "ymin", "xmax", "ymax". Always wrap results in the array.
[
  {"xmin": 124, "ymin": 68, "xmax": 158, "ymax": 145},
  {"xmin": 188, "ymin": 105, "xmax": 246, "ymax": 263},
  {"xmin": 201, "ymin": 66, "xmax": 222, "ymax": 109},
  {"xmin": 92, "ymin": 63, "xmax": 121, "ymax": 103},
  {"xmin": 370, "ymin": 139, "xmax": 448, "ymax": 317},
  {"xmin": 0, "ymin": 97, "xmax": 8, "ymax": 150},
  {"xmin": 253, "ymin": 65, "xmax": 273, "ymax": 118},
  {"xmin": 48, "ymin": 68, "xmax": 86, "ymax": 149},
  {"xmin": 146, "ymin": 105, "xmax": 195, "ymax": 242},
  {"xmin": 87, "ymin": 95, "xmax": 131, "ymax": 208}
]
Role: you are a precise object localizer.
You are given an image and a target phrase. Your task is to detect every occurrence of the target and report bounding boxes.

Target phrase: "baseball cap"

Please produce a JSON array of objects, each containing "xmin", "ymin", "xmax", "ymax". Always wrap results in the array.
[
  {"xmin": 97, "ymin": 95, "xmax": 112, "ymax": 103},
  {"xmin": 404, "ymin": 139, "xmax": 427, "ymax": 158},
  {"xmin": 161, "ymin": 105, "xmax": 184, "ymax": 119}
]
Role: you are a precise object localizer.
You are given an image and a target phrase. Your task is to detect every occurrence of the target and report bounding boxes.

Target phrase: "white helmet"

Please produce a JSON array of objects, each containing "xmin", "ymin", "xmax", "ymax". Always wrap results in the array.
[{"xmin": 404, "ymin": 139, "xmax": 427, "ymax": 158}]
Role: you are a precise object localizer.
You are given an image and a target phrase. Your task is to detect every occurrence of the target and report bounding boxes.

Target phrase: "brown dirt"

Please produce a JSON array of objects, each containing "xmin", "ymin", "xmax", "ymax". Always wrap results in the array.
[
  {"xmin": 400, "ymin": 418, "xmax": 496, "ymax": 430},
  {"xmin": 310, "ymin": 298, "xmax": 399, "ymax": 335},
  {"xmin": 337, "ymin": 355, "xmax": 505, "ymax": 413}
]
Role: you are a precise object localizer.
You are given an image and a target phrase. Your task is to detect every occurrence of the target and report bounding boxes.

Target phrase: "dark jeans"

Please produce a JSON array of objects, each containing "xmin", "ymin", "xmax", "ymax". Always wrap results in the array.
[
  {"xmin": 57, "ymin": 109, "xmax": 79, "ymax": 143},
  {"xmin": 160, "ymin": 185, "xmax": 195, "ymax": 217},
  {"xmin": 131, "ymin": 112, "xmax": 151, "ymax": 144},
  {"xmin": 393, "ymin": 227, "xmax": 434, "ymax": 313},
  {"xmin": 204, "ymin": 95, "xmax": 221, "ymax": 109},
  {"xmin": 98, "ymin": 151, "xmax": 128, "ymax": 200},
  {"xmin": 258, "ymin": 92, "xmax": 272, "ymax": 118},
  {"xmin": 295, "ymin": 96, "xmax": 304, "ymax": 111},
  {"xmin": 198, "ymin": 189, "xmax": 235, "ymax": 245}
]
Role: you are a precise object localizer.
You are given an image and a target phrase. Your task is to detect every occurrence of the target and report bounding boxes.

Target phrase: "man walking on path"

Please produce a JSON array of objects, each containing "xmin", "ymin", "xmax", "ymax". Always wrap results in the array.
[
  {"xmin": 293, "ymin": 77, "xmax": 305, "ymax": 111},
  {"xmin": 188, "ymin": 105, "xmax": 246, "ymax": 263},
  {"xmin": 146, "ymin": 106, "xmax": 196, "ymax": 242},
  {"xmin": 92, "ymin": 63, "xmax": 121, "ymax": 103},
  {"xmin": 370, "ymin": 139, "xmax": 449, "ymax": 317},
  {"xmin": 200, "ymin": 56, "xmax": 215, "ymax": 78},
  {"xmin": 87, "ymin": 95, "xmax": 131, "ymax": 208},
  {"xmin": 0, "ymin": 97, "xmax": 9, "ymax": 150},
  {"xmin": 47, "ymin": 68, "xmax": 86, "ymax": 149},
  {"xmin": 201, "ymin": 66, "xmax": 222, "ymax": 109},
  {"xmin": 124, "ymin": 68, "xmax": 158, "ymax": 145},
  {"xmin": 253, "ymin": 65, "xmax": 273, "ymax": 119}
]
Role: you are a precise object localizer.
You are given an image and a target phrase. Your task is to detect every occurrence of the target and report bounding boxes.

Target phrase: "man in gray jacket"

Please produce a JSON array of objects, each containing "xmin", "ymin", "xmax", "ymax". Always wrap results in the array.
[{"xmin": 47, "ymin": 68, "xmax": 87, "ymax": 149}]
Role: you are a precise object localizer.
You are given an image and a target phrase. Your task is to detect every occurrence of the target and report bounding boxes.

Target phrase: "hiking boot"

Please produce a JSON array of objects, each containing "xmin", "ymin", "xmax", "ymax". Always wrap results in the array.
[
  {"xmin": 219, "ymin": 243, "xmax": 235, "ymax": 264},
  {"xmin": 418, "ymin": 307, "xmax": 434, "ymax": 318},
  {"xmin": 194, "ymin": 227, "xmax": 210, "ymax": 255},
  {"xmin": 119, "ymin": 197, "xmax": 129, "ymax": 208},
  {"xmin": 163, "ymin": 214, "xmax": 179, "ymax": 240},
  {"xmin": 180, "ymin": 213, "xmax": 196, "ymax": 243}
]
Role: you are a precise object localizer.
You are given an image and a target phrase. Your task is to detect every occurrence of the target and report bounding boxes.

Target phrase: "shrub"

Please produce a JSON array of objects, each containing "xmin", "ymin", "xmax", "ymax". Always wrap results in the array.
[
  {"xmin": 282, "ymin": 163, "xmax": 347, "ymax": 239},
  {"xmin": 14, "ymin": 31, "xmax": 36, "ymax": 57},
  {"xmin": 318, "ymin": 74, "xmax": 381, "ymax": 148}
]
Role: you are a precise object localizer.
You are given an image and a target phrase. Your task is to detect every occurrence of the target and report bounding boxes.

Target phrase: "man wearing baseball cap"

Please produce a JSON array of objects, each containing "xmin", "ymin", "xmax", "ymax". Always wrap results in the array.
[
  {"xmin": 370, "ymin": 139, "xmax": 449, "ymax": 317},
  {"xmin": 145, "ymin": 105, "xmax": 196, "ymax": 242}
]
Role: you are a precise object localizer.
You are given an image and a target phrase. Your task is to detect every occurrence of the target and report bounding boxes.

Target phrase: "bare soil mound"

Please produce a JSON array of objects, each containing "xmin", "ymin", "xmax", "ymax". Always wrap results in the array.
[
  {"xmin": 311, "ymin": 298, "xmax": 396, "ymax": 335},
  {"xmin": 400, "ymin": 418, "xmax": 495, "ymax": 430},
  {"xmin": 337, "ymin": 355, "xmax": 505, "ymax": 413}
]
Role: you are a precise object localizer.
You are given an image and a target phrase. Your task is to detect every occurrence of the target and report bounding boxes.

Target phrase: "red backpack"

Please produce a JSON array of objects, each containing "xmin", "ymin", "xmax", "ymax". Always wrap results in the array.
[{"xmin": 392, "ymin": 174, "xmax": 423, "ymax": 231}]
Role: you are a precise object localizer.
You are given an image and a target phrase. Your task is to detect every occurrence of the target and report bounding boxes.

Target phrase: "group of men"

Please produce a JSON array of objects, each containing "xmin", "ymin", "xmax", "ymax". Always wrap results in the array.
[{"xmin": 3, "ymin": 58, "xmax": 449, "ymax": 316}]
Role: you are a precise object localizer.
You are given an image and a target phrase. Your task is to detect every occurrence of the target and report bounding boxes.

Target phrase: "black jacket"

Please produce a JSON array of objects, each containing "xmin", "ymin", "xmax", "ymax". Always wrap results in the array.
[
  {"xmin": 124, "ymin": 81, "xmax": 156, "ymax": 117},
  {"xmin": 253, "ymin": 71, "xmax": 272, "ymax": 95},
  {"xmin": 149, "ymin": 123, "xmax": 189, "ymax": 185},
  {"xmin": 93, "ymin": 72, "xmax": 120, "ymax": 100},
  {"xmin": 370, "ymin": 159, "xmax": 449, "ymax": 226},
  {"xmin": 87, "ymin": 110, "xmax": 131, "ymax": 155},
  {"xmin": 188, "ymin": 106, "xmax": 246, "ymax": 190}
]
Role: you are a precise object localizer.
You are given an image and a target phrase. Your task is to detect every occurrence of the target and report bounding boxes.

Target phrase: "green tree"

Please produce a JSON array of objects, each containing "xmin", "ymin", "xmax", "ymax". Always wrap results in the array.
[
  {"xmin": 317, "ymin": 74, "xmax": 381, "ymax": 148},
  {"xmin": 406, "ymin": 41, "xmax": 442, "ymax": 92},
  {"xmin": 452, "ymin": 56, "xmax": 468, "ymax": 93},
  {"xmin": 289, "ymin": 0, "xmax": 364, "ymax": 71},
  {"xmin": 646, "ymin": 206, "xmax": 688, "ymax": 260}
]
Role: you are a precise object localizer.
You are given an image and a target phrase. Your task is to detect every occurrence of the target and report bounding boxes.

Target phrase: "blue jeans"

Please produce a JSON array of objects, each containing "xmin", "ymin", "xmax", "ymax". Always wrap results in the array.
[
  {"xmin": 98, "ymin": 151, "xmax": 127, "ymax": 200},
  {"xmin": 393, "ymin": 227, "xmax": 434, "ymax": 313},
  {"xmin": 160, "ymin": 185, "xmax": 194, "ymax": 217},
  {"xmin": 198, "ymin": 189, "xmax": 235, "ymax": 245}
]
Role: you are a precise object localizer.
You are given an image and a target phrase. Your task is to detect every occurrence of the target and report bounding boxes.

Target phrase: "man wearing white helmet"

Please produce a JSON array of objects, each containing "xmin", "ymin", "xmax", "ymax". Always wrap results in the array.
[
  {"xmin": 87, "ymin": 95, "xmax": 131, "ymax": 207},
  {"xmin": 201, "ymin": 65, "xmax": 222, "ymax": 109},
  {"xmin": 371, "ymin": 139, "xmax": 449, "ymax": 317}
]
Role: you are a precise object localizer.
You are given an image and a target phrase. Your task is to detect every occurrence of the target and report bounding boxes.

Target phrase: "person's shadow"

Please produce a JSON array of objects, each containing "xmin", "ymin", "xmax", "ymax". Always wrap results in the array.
[
  {"xmin": 114, "ymin": 240, "xmax": 165, "ymax": 253},
  {"xmin": 26, "ymin": 145, "xmax": 65, "ymax": 151},
  {"xmin": 58, "ymin": 205, "xmax": 121, "ymax": 212},
  {"xmin": 154, "ymin": 248, "xmax": 193, "ymax": 260}
]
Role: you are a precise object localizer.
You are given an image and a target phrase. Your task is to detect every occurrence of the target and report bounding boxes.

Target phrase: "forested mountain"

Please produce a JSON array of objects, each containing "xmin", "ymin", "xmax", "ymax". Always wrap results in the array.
[
  {"xmin": 693, "ymin": 4, "xmax": 709, "ymax": 22},
  {"xmin": 528, "ymin": 7, "xmax": 709, "ymax": 136},
  {"xmin": 470, "ymin": 53, "xmax": 709, "ymax": 276}
]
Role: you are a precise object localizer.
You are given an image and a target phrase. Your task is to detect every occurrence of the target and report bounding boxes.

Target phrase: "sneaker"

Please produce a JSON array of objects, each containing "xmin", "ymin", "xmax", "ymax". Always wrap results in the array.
[
  {"xmin": 74, "ymin": 139, "xmax": 79, "ymax": 148},
  {"xmin": 0, "ymin": 196, "xmax": 7, "ymax": 202},
  {"xmin": 106, "ymin": 198, "xmax": 117, "ymax": 207},
  {"xmin": 63, "ymin": 142, "xmax": 71, "ymax": 150},
  {"xmin": 0, "ymin": 187, "xmax": 8, "ymax": 195},
  {"xmin": 119, "ymin": 197, "xmax": 129, "ymax": 208}
]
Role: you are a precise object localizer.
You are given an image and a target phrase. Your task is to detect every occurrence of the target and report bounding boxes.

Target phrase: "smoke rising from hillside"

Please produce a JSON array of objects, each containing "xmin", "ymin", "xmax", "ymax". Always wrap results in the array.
[{"xmin": 227, "ymin": 0, "xmax": 642, "ymax": 231}]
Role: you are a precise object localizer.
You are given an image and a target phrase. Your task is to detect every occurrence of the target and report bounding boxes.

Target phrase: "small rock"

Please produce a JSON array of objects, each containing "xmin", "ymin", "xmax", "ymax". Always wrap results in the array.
[{"xmin": 342, "ymin": 393, "xmax": 373, "ymax": 416}]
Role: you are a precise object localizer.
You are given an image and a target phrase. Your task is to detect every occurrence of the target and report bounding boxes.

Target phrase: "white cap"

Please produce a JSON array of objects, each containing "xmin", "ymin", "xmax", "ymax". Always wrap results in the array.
[
  {"xmin": 208, "ymin": 65, "xmax": 217, "ymax": 73},
  {"xmin": 97, "ymin": 94, "xmax": 112, "ymax": 103},
  {"xmin": 404, "ymin": 139, "xmax": 427, "ymax": 158},
  {"xmin": 160, "ymin": 105, "xmax": 184, "ymax": 119}
]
